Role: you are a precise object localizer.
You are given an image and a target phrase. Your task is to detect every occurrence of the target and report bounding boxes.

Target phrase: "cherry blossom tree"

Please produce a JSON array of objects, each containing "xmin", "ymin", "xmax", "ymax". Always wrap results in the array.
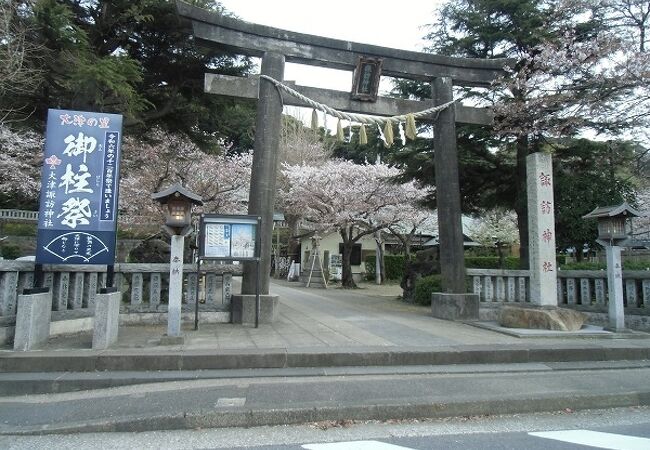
[
  {"xmin": 276, "ymin": 117, "xmax": 334, "ymax": 262},
  {"xmin": 633, "ymin": 186, "xmax": 650, "ymax": 238},
  {"xmin": 468, "ymin": 210, "xmax": 519, "ymax": 247},
  {"xmin": 119, "ymin": 128, "xmax": 252, "ymax": 228},
  {"xmin": 0, "ymin": 1, "xmax": 43, "ymax": 123},
  {"xmin": 386, "ymin": 207, "xmax": 437, "ymax": 261},
  {"xmin": 376, "ymin": 203, "xmax": 437, "ymax": 284},
  {"xmin": 598, "ymin": 0, "xmax": 650, "ymax": 52},
  {"xmin": 467, "ymin": 209, "xmax": 519, "ymax": 267},
  {"xmin": 278, "ymin": 116, "xmax": 334, "ymax": 167},
  {"xmin": 0, "ymin": 124, "xmax": 43, "ymax": 209},
  {"xmin": 282, "ymin": 159, "xmax": 431, "ymax": 288},
  {"xmin": 493, "ymin": 18, "xmax": 650, "ymax": 138}
]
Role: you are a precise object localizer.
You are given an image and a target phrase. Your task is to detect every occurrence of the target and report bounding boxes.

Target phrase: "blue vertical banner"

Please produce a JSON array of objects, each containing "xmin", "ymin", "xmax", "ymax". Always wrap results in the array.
[{"xmin": 35, "ymin": 109, "xmax": 123, "ymax": 264}]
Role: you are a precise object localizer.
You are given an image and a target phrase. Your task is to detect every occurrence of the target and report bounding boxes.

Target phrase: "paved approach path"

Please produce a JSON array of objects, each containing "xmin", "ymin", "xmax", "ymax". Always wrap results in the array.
[
  {"xmin": 263, "ymin": 280, "xmax": 518, "ymax": 348},
  {"xmin": 3, "ymin": 277, "xmax": 649, "ymax": 354},
  {"xmin": 37, "ymin": 279, "xmax": 583, "ymax": 352}
]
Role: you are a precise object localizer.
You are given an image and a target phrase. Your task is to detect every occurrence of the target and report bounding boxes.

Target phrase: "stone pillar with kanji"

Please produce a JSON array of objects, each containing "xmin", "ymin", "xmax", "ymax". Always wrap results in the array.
[{"xmin": 527, "ymin": 152, "xmax": 558, "ymax": 307}]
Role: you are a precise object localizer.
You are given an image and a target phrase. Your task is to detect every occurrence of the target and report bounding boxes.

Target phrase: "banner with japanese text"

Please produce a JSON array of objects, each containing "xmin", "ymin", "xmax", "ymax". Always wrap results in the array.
[{"xmin": 35, "ymin": 109, "xmax": 123, "ymax": 265}]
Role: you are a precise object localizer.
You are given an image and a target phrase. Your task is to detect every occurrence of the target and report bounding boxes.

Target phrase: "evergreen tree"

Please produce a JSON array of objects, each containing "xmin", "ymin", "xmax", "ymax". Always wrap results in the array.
[
  {"xmin": 384, "ymin": 0, "xmax": 649, "ymax": 267},
  {"xmin": 553, "ymin": 139, "xmax": 637, "ymax": 258},
  {"xmin": 1, "ymin": 0, "xmax": 256, "ymax": 150}
]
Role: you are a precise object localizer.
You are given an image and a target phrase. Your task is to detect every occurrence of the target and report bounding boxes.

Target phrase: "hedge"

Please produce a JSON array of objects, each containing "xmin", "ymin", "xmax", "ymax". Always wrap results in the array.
[
  {"xmin": 561, "ymin": 261, "xmax": 650, "ymax": 270},
  {"xmin": 0, "ymin": 245, "xmax": 21, "ymax": 260},
  {"xmin": 1, "ymin": 223, "xmax": 36, "ymax": 237},
  {"xmin": 464, "ymin": 258, "xmax": 650, "ymax": 271},
  {"xmin": 414, "ymin": 274, "xmax": 443, "ymax": 306},
  {"xmin": 464, "ymin": 256, "xmax": 520, "ymax": 269},
  {"xmin": 364, "ymin": 255, "xmax": 407, "ymax": 281},
  {"xmin": 364, "ymin": 254, "xmax": 650, "ymax": 281}
]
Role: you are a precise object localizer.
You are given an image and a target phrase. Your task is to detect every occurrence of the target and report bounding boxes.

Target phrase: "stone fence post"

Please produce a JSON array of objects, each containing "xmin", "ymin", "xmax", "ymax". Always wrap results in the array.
[
  {"xmin": 14, "ymin": 291, "xmax": 52, "ymax": 351},
  {"xmin": 92, "ymin": 291, "xmax": 121, "ymax": 350}
]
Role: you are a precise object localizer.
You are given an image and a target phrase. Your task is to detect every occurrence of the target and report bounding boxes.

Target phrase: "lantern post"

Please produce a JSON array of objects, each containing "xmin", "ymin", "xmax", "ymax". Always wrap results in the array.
[
  {"xmin": 583, "ymin": 203, "xmax": 642, "ymax": 332},
  {"xmin": 152, "ymin": 183, "xmax": 203, "ymax": 339}
]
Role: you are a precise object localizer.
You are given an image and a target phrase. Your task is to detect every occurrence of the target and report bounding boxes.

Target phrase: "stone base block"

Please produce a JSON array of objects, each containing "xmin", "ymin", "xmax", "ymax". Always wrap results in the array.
[
  {"xmin": 160, "ymin": 335, "xmax": 185, "ymax": 345},
  {"xmin": 232, "ymin": 295, "xmax": 279, "ymax": 325},
  {"xmin": 431, "ymin": 293, "xmax": 479, "ymax": 321},
  {"xmin": 499, "ymin": 305, "xmax": 586, "ymax": 331},
  {"xmin": 14, "ymin": 291, "xmax": 52, "ymax": 351},
  {"xmin": 92, "ymin": 292, "xmax": 121, "ymax": 350}
]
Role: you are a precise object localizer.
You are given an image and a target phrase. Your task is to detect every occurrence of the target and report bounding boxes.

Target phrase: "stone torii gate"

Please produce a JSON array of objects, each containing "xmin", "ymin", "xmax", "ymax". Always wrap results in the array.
[{"xmin": 177, "ymin": 2, "xmax": 508, "ymax": 301}]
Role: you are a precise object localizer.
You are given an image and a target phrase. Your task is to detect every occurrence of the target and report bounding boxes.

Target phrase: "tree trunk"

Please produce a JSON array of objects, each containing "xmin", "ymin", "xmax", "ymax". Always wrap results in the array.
[
  {"xmin": 340, "ymin": 228, "xmax": 356, "ymax": 288},
  {"xmin": 640, "ymin": 26, "xmax": 646, "ymax": 52},
  {"xmin": 395, "ymin": 231, "xmax": 413, "ymax": 288},
  {"xmin": 285, "ymin": 214, "xmax": 301, "ymax": 263},
  {"xmin": 374, "ymin": 233, "xmax": 385, "ymax": 284},
  {"xmin": 575, "ymin": 245, "xmax": 584, "ymax": 262},
  {"xmin": 515, "ymin": 135, "xmax": 530, "ymax": 269},
  {"xmin": 497, "ymin": 245, "xmax": 505, "ymax": 269}
]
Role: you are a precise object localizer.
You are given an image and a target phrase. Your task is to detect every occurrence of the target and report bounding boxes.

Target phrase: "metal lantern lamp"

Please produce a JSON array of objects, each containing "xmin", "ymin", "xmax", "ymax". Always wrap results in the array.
[
  {"xmin": 152, "ymin": 183, "xmax": 203, "ymax": 236},
  {"xmin": 167, "ymin": 197, "xmax": 191, "ymax": 228},
  {"xmin": 582, "ymin": 203, "xmax": 641, "ymax": 246}
]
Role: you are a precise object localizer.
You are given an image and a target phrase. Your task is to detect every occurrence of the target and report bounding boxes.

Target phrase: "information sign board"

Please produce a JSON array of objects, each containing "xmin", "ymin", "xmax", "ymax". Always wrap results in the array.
[
  {"xmin": 35, "ymin": 109, "xmax": 123, "ymax": 264},
  {"xmin": 200, "ymin": 214, "xmax": 260, "ymax": 260}
]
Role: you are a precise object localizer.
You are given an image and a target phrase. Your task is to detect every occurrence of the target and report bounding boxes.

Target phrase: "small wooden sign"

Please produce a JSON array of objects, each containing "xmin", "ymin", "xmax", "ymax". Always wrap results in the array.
[{"xmin": 351, "ymin": 56, "xmax": 383, "ymax": 102}]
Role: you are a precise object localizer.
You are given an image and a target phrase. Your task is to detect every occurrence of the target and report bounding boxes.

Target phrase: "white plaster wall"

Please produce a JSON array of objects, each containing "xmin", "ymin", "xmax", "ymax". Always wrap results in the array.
[{"xmin": 300, "ymin": 232, "xmax": 377, "ymax": 276}]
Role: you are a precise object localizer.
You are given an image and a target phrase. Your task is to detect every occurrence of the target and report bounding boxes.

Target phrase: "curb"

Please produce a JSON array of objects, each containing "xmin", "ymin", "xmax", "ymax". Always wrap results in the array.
[
  {"xmin": 2, "ymin": 345, "xmax": 650, "ymax": 373},
  {"xmin": 6, "ymin": 361, "xmax": 650, "ymax": 396},
  {"xmin": 3, "ymin": 390, "xmax": 650, "ymax": 435}
]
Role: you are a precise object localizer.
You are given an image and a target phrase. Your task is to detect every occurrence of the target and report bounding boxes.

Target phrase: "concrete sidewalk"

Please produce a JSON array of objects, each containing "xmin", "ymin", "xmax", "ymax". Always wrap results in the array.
[
  {"xmin": 1, "ymin": 279, "xmax": 648, "ymax": 353},
  {"xmin": 1, "ymin": 279, "xmax": 650, "ymax": 366}
]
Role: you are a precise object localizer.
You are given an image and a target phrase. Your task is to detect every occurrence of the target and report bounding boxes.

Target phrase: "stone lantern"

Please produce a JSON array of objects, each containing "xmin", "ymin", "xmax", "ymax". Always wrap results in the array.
[
  {"xmin": 583, "ymin": 202, "xmax": 642, "ymax": 332},
  {"xmin": 582, "ymin": 203, "xmax": 641, "ymax": 246},
  {"xmin": 152, "ymin": 183, "xmax": 203, "ymax": 340},
  {"xmin": 152, "ymin": 183, "xmax": 204, "ymax": 237}
]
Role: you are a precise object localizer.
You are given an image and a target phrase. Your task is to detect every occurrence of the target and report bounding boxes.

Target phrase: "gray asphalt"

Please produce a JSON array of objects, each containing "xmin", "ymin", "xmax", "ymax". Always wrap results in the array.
[
  {"xmin": 2, "ymin": 406, "xmax": 649, "ymax": 449},
  {"xmin": 1, "ymin": 364, "xmax": 650, "ymax": 434}
]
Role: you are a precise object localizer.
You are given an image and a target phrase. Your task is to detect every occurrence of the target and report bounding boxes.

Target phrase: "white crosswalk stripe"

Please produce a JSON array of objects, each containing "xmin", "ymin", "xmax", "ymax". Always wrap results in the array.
[
  {"xmin": 302, "ymin": 441, "xmax": 415, "ymax": 450},
  {"xmin": 529, "ymin": 430, "xmax": 650, "ymax": 450}
]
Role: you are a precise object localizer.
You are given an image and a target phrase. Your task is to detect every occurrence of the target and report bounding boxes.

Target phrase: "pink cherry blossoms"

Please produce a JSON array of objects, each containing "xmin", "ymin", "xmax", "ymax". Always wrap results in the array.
[
  {"xmin": 119, "ymin": 128, "xmax": 252, "ymax": 227},
  {"xmin": 0, "ymin": 124, "xmax": 43, "ymax": 205},
  {"xmin": 281, "ymin": 159, "xmax": 432, "ymax": 286}
]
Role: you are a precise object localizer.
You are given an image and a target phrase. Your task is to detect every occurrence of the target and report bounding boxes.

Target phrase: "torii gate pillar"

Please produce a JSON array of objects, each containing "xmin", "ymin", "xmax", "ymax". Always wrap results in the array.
[
  {"xmin": 433, "ymin": 77, "xmax": 466, "ymax": 293},
  {"xmin": 242, "ymin": 52, "xmax": 285, "ymax": 295}
]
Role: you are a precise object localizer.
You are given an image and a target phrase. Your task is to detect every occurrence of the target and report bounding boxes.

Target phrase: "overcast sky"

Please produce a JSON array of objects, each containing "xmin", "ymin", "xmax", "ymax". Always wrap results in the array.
[{"xmin": 217, "ymin": 0, "xmax": 442, "ymax": 91}]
